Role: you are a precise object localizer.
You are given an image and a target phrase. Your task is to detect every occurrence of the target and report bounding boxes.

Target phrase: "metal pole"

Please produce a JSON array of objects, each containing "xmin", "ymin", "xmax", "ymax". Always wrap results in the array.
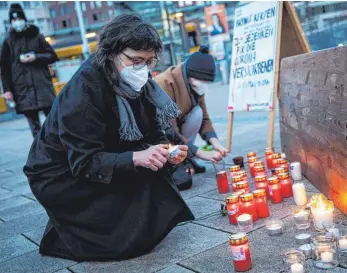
[
  {"xmin": 75, "ymin": 1, "xmax": 90, "ymax": 59},
  {"xmin": 160, "ymin": 1, "xmax": 177, "ymax": 65}
]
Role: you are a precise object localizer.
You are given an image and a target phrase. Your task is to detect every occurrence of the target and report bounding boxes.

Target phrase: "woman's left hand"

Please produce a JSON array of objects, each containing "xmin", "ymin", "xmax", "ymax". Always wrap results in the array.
[{"xmin": 168, "ymin": 145, "xmax": 188, "ymax": 165}]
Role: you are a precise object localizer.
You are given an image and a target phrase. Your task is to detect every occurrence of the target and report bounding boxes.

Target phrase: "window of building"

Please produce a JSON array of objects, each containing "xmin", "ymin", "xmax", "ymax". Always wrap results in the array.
[
  {"xmin": 81, "ymin": 2, "xmax": 86, "ymax": 12},
  {"xmin": 108, "ymin": 9, "xmax": 113, "ymax": 19},
  {"xmin": 83, "ymin": 17, "xmax": 88, "ymax": 26},
  {"xmin": 67, "ymin": 18, "xmax": 72, "ymax": 27},
  {"xmin": 90, "ymin": 1, "xmax": 95, "ymax": 9},
  {"xmin": 96, "ymin": 1, "xmax": 102, "ymax": 8},
  {"xmin": 65, "ymin": 5, "xmax": 71, "ymax": 15},
  {"xmin": 93, "ymin": 13, "xmax": 98, "ymax": 21},
  {"xmin": 55, "ymin": 23, "xmax": 59, "ymax": 31},
  {"xmin": 50, "ymin": 9, "xmax": 56, "ymax": 18},
  {"xmin": 98, "ymin": 12, "xmax": 105, "ymax": 21},
  {"xmin": 60, "ymin": 7, "xmax": 64, "ymax": 16},
  {"xmin": 62, "ymin": 20, "xmax": 67, "ymax": 28},
  {"xmin": 23, "ymin": 2, "xmax": 31, "ymax": 8},
  {"xmin": 107, "ymin": 1, "xmax": 113, "ymax": 7},
  {"xmin": 0, "ymin": 2, "xmax": 9, "ymax": 9}
]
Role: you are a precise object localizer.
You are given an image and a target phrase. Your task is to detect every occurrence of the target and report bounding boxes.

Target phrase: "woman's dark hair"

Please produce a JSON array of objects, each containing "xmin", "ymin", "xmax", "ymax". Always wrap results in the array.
[{"xmin": 94, "ymin": 13, "xmax": 162, "ymax": 79}]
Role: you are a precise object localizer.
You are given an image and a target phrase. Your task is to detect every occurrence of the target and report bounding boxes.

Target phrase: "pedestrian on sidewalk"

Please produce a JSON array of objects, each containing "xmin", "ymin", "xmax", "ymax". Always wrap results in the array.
[
  {"xmin": 24, "ymin": 14, "xmax": 193, "ymax": 262},
  {"xmin": 155, "ymin": 46, "xmax": 228, "ymax": 186},
  {"xmin": 1, "ymin": 3, "xmax": 58, "ymax": 137}
]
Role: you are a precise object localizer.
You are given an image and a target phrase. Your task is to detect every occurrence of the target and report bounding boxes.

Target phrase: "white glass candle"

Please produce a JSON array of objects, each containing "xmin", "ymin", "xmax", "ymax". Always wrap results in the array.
[
  {"xmin": 339, "ymin": 238, "xmax": 347, "ymax": 250},
  {"xmin": 321, "ymin": 251, "xmax": 333, "ymax": 263},
  {"xmin": 310, "ymin": 195, "xmax": 334, "ymax": 231},
  {"xmin": 292, "ymin": 183, "xmax": 307, "ymax": 206},
  {"xmin": 290, "ymin": 162, "xmax": 302, "ymax": 180},
  {"xmin": 291, "ymin": 263, "xmax": 304, "ymax": 273}
]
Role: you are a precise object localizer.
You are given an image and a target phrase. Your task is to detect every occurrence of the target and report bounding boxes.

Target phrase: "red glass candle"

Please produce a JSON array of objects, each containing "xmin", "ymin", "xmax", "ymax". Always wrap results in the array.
[
  {"xmin": 229, "ymin": 165, "xmax": 241, "ymax": 177},
  {"xmin": 268, "ymin": 176, "xmax": 283, "ymax": 204},
  {"xmin": 253, "ymin": 189, "xmax": 270, "ymax": 218},
  {"xmin": 239, "ymin": 193, "xmax": 258, "ymax": 222},
  {"xmin": 265, "ymin": 147, "xmax": 274, "ymax": 169},
  {"xmin": 278, "ymin": 172, "xmax": 293, "ymax": 198},
  {"xmin": 229, "ymin": 233, "xmax": 252, "ymax": 272},
  {"xmin": 216, "ymin": 171, "xmax": 229, "ymax": 194},
  {"xmin": 247, "ymin": 151, "xmax": 256, "ymax": 160},
  {"xmin": 254, "ymin": 165, "xmax": 267, "ymax": 177},
  {"xmin": 277, "ymin": 158, "xmax": 289, "ymax": 172},
  {"xmin": 274, "ymin": 167, "xmax": 286, "ymax": 176},
  {"xmin": 226, "ymin": 194, "xmax": 241, "ymax": 225},
  {"xmin": 235, "ymin": 170, "xmax": 248, "ymax": 180},
  {"xmin": 255, "ymin": 175, "xmax": 269, "ymax": 198},
  {"xmin": 271, "ymin": 153, "xmax": 281, "ymax": 170},
  {"xmin": 232, "ymin": 175, "xmax": 244, "ymax": 192},
  {"xmin": 235, "ymin": 181, "xmax": 250, "ymax": 194},
  {"xmin": 248, "ymin": 157, "xmax": 258, "ymax": 178}
]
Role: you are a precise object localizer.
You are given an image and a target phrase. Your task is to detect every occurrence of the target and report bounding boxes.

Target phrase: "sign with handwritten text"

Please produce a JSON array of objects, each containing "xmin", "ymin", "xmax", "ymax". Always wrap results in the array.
[{"xmin": 228, "ymin": 2, "xmax": 280, "ymax": 112}]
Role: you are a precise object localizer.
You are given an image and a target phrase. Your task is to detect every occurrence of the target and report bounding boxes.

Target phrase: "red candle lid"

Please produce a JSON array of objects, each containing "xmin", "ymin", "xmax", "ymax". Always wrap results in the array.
[
  {"xmin": 229, "ymin": 232, "xmax": 248, "ymax": 245},
  {"xmin": 234, "ymin": 170, "xmax": 247, "ymax": 178},
  {"xmin": 254, "ymin": 161, "xmax": 264, "ymax": 167},
  {"xmin": 253, "ymin": 189, "xmax": 266, "ymax": 198},
  {"xmin": 277, "ymin": 158, "xmax": 287, "ymax": 164},
  {"xmin": 229, "ymin": 165, "xmax": 241, "ymax": 172},
  {"xmin": 248, "ymin": 156, "xmax": 257, "ymax": 163},
  {"xmin": 226, "ymin": 194, "xmax": 239, "ymax": 204},
  {"xmin": 232, "ymin": 175, "xmax": 244, "ymax": 183},
  {"xmin": 255, "ymin": 175, "xmax": 267, "ymax": 182},
  {"xmin": 247, "ymin": 152, "xmax": 256, "ymax": 158},
  {"xmin": 272, "ymin": 153, "xmax": 281, "ymax": 159},
  {"xmin": 278, "ymin": 172, "xmax": 290, "ymax": 180},
  {"xmin": 268, "ymin": 176, "xmax": 280, "ymax": 185},
  {"xmin": 254, "ymin": 165, "xmax": 265, "ymax": 172},
  {"xmin": 235, "ymin": 181, "xmax": 248, "ymax": 189},
  {"xmin": 274, "ymin": 167, "xmax": 286, "ymax": 175},
  {"xmin": 240, "ymin": 193, "xmax": 254, "ymax": 202}
]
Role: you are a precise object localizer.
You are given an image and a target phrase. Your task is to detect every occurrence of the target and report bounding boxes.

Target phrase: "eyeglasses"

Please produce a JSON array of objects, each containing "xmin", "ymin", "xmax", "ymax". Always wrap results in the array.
[{"xmin": 121, "ymin": 52, "xmax": 158, "ymax": 70}]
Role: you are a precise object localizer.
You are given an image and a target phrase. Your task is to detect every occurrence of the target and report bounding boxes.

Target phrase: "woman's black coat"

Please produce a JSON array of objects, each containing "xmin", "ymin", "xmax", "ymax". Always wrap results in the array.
[{"xmin": 23, "ymin": 56, "xmax": 194, "ymax": 261}]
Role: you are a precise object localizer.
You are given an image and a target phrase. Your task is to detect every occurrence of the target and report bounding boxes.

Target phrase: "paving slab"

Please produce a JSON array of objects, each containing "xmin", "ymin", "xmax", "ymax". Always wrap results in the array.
[
  {"xmin": 0, "ymin": 175, "xmax": 28, "ymax": 189},
  {"xmin": 22, "ymin": 226, "xmax": 46, "ymax": 245},
  {"xmin": 0, "ymin": 187, "xmax": 10, "ymax": 195},
  {"xmin": 0, "ymin": 191, "xmax": 20, "ymax": 201},
  {"xmin": 184, "ymin": 196, "xmax": 222, "ymax": 219},
  {"xmin": 0, "ymin": 250, "xmax": 77, "ymax": 273},
  {"xmin": 0, "ymin": 195, "xmax": 33, "ymax": 212},
  {"xmin": 180, "ymin": 177, "xmax": 219, "ymax": 201},
  {"xmin": 0, "ymin": 200, "xmax": 44, "ymax": 221},
  {"xmin": 156, "ymin": 264, "xmax": 195, "ymax": 273},
  {"xmin": 8, "ymin": 183, "xmax": 33, "ymax": 195},
  {"xmin": 180, "ymin": 217, "xmax": 347, "ymax": 273},
  {"xmin": 54, "ymin": 269, "xmax": 73, "ymax": 273},
  {"xmin": 0, "ymin": 212, "xmax": 48, "ymax": 240},
  {"xmin": 0, "ymin": 235, "xmax": 38, "ymax": 263},
  {"xmin": 70, "ymin": 223, "xmax": 228, "ymax": 273}
]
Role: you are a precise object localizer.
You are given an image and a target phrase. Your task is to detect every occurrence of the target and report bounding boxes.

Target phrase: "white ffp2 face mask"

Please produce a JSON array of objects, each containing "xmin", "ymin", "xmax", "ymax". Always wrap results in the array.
[
  {"xmin": 189, "ymin": 78, "xmax": 209, "ymax": 96},
  {"xmin": 119, "ymin": 57, "xmax": 149, "ymax": 92},
  {"xmin": 12, "ymin": 20, "xmax": 26, "ymax": 32}
]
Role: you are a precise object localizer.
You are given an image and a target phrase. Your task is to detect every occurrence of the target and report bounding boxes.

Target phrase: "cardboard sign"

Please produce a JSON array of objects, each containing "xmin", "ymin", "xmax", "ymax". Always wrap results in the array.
[{"xmin": 228, "ymin": 2, "xmax": 280, "ymax": 112}]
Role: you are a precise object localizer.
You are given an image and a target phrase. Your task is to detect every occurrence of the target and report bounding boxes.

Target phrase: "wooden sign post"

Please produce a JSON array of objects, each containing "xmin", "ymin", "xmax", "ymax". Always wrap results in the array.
[{"xmin": 227, "ymin": 1, "xmax": 311, "ymax": 152}]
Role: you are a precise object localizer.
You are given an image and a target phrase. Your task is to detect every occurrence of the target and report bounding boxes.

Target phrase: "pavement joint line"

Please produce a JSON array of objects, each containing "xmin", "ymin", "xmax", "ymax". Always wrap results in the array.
[
  {"xmin": 53, "ymin": 268, "xmax": 75, "ymax": 273},
  {"xmin": 190, "ymin": 221, "xmax": 232, "ymax": 235},
  {"xmin": 21, "ymin": 194, "xmax": 37, "ymax": 201},
  {"xmin": 21, "ymin": 233, "xmax": 40, "ymax": 247},
  {"xmin": 196, "ymin": 194, "xmax": 225, "ymax": 202},
  {"xmin": 174, "ymin": 263, "xmax": 202, "ymax": 273}
]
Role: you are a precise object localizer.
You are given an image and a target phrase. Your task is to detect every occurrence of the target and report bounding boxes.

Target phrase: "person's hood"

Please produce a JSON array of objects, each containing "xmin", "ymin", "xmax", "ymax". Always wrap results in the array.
[{"xmin": 10, "ymin": 24, "xmax": 40, "ymax": 38}]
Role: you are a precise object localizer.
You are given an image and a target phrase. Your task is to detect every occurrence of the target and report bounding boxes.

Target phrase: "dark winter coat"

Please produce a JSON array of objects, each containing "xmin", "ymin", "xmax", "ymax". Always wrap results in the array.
[
  {"xmin": 23, "ymin": 56, "xmax": 194, "ymax": 261},
  {"xmin": 1, "ymin": 25, "xmax": 58, "ymax": 113}
]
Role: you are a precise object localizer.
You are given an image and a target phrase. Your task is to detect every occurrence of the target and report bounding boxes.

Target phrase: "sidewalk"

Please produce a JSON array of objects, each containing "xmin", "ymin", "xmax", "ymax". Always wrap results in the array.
[{"xmin": 1, "ymin": 83, "xmax": 345, "ymax": 272}]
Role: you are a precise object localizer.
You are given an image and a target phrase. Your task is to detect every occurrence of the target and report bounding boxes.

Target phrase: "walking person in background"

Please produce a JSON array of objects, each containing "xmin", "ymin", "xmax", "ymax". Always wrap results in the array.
[
  {"xmin": 1, "ymin": 3, "xmax": 58, "ymax": 137},
  {"xmin": 155, "ymin": 46, "xmax": 228, "ymax": 189}
]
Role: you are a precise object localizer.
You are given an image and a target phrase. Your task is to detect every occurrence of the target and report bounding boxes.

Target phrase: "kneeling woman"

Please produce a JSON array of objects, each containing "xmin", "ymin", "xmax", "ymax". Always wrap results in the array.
[{"xmin": 24, "ymin": 14, "xmax": 194, "ymax": 261}]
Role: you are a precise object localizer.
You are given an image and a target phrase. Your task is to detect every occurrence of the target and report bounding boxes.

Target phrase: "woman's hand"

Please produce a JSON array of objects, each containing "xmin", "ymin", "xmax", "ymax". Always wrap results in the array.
[
  {"xmin": 209, "ymin": 137, "xmax": 229, "ymax": 157},
  {"xmin": 133, "ymin": 144, "xmax": 169, "ymax": 171},
  {"xmin": 196, "ymin": 150, "xmax": 223, "ymax": 163},
  {"xmin": 3, "ymin": 91, "xmax": 13, "ymax": 100},
  {"xmin": 168, "ymin": 145, "xmax": 188, "ymax": 165}
]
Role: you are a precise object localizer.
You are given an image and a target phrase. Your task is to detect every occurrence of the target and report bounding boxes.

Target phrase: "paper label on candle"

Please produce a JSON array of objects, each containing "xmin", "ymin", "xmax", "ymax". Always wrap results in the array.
[
  {"xmin": 228, "ymin": 208, "xmax": 239, "ymax": 216},
  {"xmin": 231, "ymin": 245, "xmax": 246, "ymax": 261},
  {"xmin": 269, "ymin": 188, "xmax": 272, "ymax": 196}
]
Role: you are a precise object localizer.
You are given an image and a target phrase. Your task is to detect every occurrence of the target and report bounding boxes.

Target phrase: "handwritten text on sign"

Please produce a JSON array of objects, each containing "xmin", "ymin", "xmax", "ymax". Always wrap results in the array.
[{"xmin": 228, "ymin": 2, "xmax": 279, "ymax": 112}]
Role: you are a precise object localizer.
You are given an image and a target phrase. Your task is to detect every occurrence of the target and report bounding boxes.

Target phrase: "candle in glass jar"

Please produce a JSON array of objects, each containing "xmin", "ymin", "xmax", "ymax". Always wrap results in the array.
[
  {"xmin": 226, "ymin": 194, "xmax": 241, "ymax": 225},
  {"xmin": 235, "ymin": 170, "xmax": 248, "ymax": 181},
  {"xmin": 255, "ymin": 175, "xmax": 269, "ymax": 198},
  {"xmin": 310, "ymin": 194, "xmax": 334, "ymax": 231},
  {"xmin": 229, "ymin": 233, "xmax": 252, "ymax": 272},
  {"xmin": 254, "ymin": 165, "xmax": 267, "ymax": 177},
  {"xmin": 247, "ymin": 152, "xmax": 256, "ymax": 160},
  {"xmin": 274, "ymin": 167, "xmax": 286, "ymax": 176},
  {"xmin": 292, "ymin": 183, "xmax": 307, "ymax": 206},
  {"xmin": 265, "ymin": 147, "xmax": 274, "ymax": 169},
  {"xmin": 216, "ymin": 171, "xmax": 229, "ymax": 194},
  {"xmin": 248, "ymin": 157, "xmax": 258, "ymax": 178},
  {"xmin": 278, "ymin": 172, "xmax": 293, "ymax": 198},
  {"xmin": 271, "ymin": 153, "xmax": 281, "ymax": 170},
  {"xmin": 239, "ymin": 193, "xmax": 258, "ymax": 222},
  {"xmin": 268, "ymin": 176, "xmax": 283, "ymax": 204},
  {"xmin": 277, "ymin": 158, "xmax": 289, "ymax": 172},
  {"xmin": 339, "ymin": 237, "xmax": 347, "ymax": 250},
  {"xmin": 253, "ymin": 189, "xmax": 270, "ymax": 218},
  {"xmin": 321, "ymin": 251, "xmax": 334, "ymax": 263},
  {"xmin": 291, "ymin": 263, "xmax": 304, "ymax": 273},
  {"xmin": 232, "ymin": 175, "xmax": 245, "ymax": 192},
  {"xmin": 229, "ymin": 165, "xmax": 241, "ymax": 177},
  {"xmin": 235, "ymin": 181, "xmax": 250, "ymax": 194}
]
